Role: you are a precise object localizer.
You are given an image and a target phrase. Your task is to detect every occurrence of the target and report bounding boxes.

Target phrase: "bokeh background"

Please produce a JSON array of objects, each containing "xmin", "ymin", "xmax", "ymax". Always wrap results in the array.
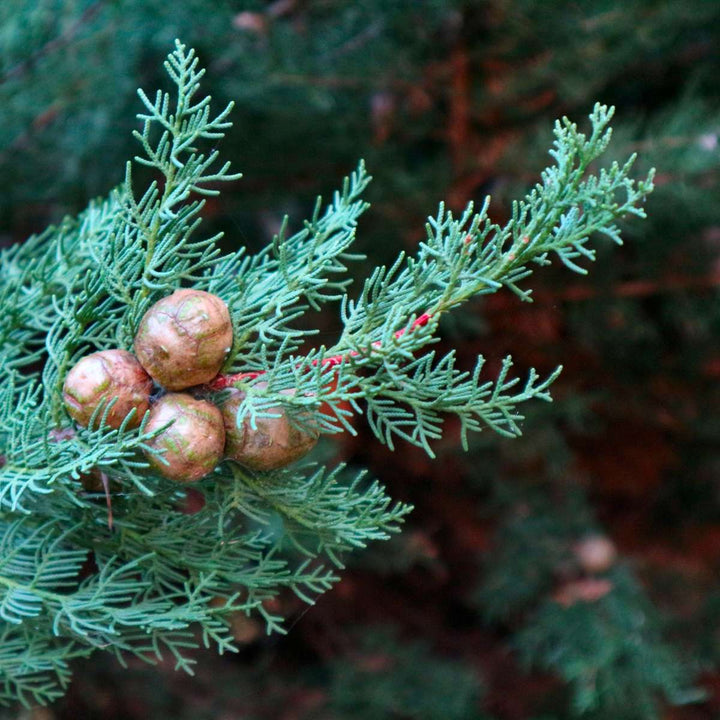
[{"xmin": 2, "ymin": 1, "xmax": 720, "ymax": 718}]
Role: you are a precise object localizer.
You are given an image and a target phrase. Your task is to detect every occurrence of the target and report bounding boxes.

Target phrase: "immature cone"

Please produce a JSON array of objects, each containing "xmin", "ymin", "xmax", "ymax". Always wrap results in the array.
[
  {"xmin": 62, "ymin": 349, "xmax": 153, "ymax": 429},
  {"xmin": 573, "ymin": 534, "xmax": 617, "ymax": 575},
  {"xmin": 134, "ymin": 289, "xmax": 233, "ymax": 390},
  {"xmin": 144, "ymin": 393, "xmax": 225, "ymax": 482},
  {"xmin": 221, "ymin": 389, "xmax": 318, "ymax": 472}
]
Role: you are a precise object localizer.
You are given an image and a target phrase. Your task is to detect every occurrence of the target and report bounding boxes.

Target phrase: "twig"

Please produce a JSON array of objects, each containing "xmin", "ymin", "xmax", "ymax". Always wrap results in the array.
[{"xmin": 208, "ymin": 312, "xmax": 433, "ymax": 390}]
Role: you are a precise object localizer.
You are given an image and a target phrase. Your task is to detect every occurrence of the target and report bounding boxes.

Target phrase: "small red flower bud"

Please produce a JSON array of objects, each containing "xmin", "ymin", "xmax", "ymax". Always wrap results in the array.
[
  {"xmin": 221, "ymin": 388, "xmax": 318, "ymax": 472},
  {"xmin": 144, "ymin": 393, "xmax": 225, "ymax": 483},
  {"xmin": 63, "ymin": 349, "xmax": 152, "ymax": 429},
  {"xmin": 134, "ymin": 289, "xmax": 233, "ymax": 390}
]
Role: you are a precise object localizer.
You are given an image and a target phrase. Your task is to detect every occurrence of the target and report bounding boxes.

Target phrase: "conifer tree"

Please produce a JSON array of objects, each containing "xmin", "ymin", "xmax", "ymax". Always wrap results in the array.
[{"xmin": 0, "ymin": 40, "xmax": 656, "ymax": 708}]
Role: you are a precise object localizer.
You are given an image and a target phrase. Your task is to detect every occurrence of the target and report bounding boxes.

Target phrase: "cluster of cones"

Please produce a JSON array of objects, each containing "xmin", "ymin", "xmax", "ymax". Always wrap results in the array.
[{"xmin": 62, "ymin": 289, "xmax": 317, "ymax": 482}]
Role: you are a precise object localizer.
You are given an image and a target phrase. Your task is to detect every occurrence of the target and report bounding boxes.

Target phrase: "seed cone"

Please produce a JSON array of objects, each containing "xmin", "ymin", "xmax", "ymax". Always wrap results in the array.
[
  {"xmin": 144, "ymin": 393, "xmax": 225, "ymax": 482},
  {"xmin": 63, "ymin": 349, "xmax": 153, "ymax": 429},
  {"xmin": 221, "ymin": 389, "xmax": 318, "ymax": 472},
  {"xmin": 134, "ymin": 289, "xmax": 233, "ymax": 390},
  {"xmin": 574, "ymin": 535, "xmax": 617, "ymax": 575}
]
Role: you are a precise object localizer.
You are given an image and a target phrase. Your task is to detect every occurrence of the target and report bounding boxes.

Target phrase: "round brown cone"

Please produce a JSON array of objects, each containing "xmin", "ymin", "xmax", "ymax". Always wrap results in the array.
[
  {"xmin": 144, "ymin": 393, "xmax": 225, "ymax": 482},
  {"xmin": 134, "ymin": 289, "xmax": 233, "ymax": 390},
  {"xmin": 221, "ymin": 389, "xmax": 318, "ymax": 472},
  {"xmin": 63, "ymin": 349, "xmax": 152, "ymax": 429}
]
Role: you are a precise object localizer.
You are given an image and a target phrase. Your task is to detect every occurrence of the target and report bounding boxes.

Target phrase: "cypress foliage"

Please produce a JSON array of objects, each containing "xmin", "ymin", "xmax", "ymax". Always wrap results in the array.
[{"xmin": 0, "ymin": 40, "xmax": 652, "ymax": 707}]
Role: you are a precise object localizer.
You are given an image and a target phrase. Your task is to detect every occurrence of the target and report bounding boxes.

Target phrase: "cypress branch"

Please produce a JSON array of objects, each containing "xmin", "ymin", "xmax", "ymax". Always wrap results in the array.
[{"xmin": 0, "ymin": 40, "xmax": 654, "ymax": 706}]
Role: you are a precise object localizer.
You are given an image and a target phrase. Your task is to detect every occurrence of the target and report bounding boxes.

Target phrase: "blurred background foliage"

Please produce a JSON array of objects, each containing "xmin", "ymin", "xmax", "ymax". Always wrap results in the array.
[{"xmin": 2, "ymin": 0, "xmax": 720, "ymax": 718}]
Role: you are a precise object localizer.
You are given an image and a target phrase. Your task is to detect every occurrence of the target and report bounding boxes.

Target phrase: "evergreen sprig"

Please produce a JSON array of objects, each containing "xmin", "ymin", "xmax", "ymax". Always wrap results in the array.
[
  {"xmin": 0, "ymin": 41, "xmax": 653, "ymax": 706},
  {"xmin": 219, "ymin": 103, "xmax": 653, "ymax": 456},
  {"xmin": 476, "ymin": 492, "xmax": 702, "ymax": 719},
  {"xmin": 519, "ymin": 568, "xmax": 704, "ymax": 718},
  {"xmin": 209, "ymin": 160, "xmax": 371, "ymax": 368}
]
